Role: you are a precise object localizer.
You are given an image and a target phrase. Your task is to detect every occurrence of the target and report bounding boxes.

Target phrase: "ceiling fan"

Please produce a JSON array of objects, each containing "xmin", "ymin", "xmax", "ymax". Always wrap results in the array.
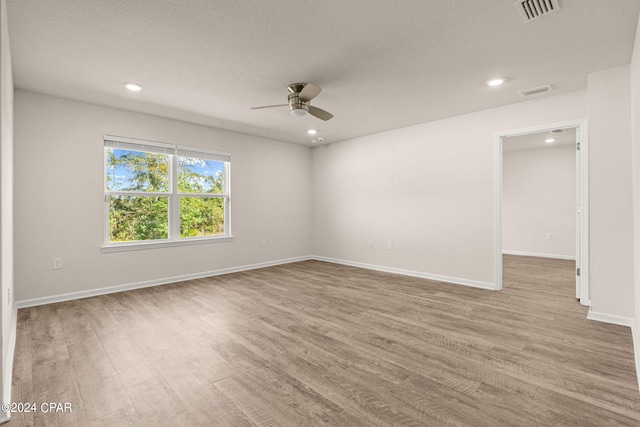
[{"xmin": 251, "ymin": 83, "xmax": 334, "ymax": 121}]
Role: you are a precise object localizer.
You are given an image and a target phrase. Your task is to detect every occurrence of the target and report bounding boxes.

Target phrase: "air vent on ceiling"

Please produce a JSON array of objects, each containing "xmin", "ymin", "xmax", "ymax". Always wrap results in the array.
[
  {"xmin": 550, "ymin": 129, "xmax": 565, "ymax": 134},
  {"xmin": 515, "ymin": 0, "xmax": 560, "ymax": 23},
  {"xmin": 518, "ymin": 85, "xmax": 552, "ymax": 97}
]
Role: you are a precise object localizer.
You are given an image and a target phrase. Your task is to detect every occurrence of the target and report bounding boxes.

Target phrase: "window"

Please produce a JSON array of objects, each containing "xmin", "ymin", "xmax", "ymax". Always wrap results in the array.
[{"xmin": 103, "ymin": 135, "xmax": 231, "ymax": 250}]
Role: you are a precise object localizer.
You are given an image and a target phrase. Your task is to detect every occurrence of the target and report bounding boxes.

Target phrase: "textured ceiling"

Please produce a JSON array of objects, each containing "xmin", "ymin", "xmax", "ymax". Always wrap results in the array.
[
  {"xmin": 503, "ymin": 128, "xmax": 576, "ymax": 152},
  {"xmin": 6, "ymin": 0, "xmax": 640, "ymax": 145}
]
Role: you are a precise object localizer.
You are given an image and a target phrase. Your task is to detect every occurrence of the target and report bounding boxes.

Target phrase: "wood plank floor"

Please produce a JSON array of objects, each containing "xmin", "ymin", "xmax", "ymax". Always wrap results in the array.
[{"xmin": 8, "ymin": 255, "xmax": 640, "ymax": 426}]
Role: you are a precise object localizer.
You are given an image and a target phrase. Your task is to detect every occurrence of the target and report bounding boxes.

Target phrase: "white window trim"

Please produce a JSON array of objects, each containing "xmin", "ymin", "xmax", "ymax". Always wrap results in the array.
[{"xmin": 102, "ymin": 135, "xmax": 232, "ymax": 252}]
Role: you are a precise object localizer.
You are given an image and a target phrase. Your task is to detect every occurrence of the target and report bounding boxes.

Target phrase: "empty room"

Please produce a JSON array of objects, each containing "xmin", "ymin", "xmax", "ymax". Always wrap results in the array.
[{"xmin": 2, "ymin": 0, "xmax": 640, "ymax": 425}]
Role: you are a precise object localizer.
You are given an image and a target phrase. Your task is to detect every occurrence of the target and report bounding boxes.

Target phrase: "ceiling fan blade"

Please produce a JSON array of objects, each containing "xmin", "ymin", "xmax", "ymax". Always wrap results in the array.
[
  {"xmin": 251, "ymin": 104, "xmax": 288, "ymax": 110},
  {"xmin": 308, "ymin": 105, "xmax": 334, "ymax": 121},
  {"xmin": 299, "ymin": 83, "xmax": 322, "ymax": 102}
]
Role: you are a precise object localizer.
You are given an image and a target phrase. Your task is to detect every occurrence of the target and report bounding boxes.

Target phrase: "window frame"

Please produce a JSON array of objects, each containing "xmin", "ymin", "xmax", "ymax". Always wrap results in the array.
[{"xmin": 102, "ymin": 135, "xmax": 232, "ymax": 252}]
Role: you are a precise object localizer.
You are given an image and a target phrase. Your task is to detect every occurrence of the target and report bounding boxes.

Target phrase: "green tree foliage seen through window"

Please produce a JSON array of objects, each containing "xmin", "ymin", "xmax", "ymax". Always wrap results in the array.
[
  {"xmin": 109, "ymin": 196, "xmax": 169, "ymax": 241},
  {"xmin": 178, "ymin": 156, "xmax": 225, "ymax": 238},
  {"xmin": 106, "ymin": 148, "xmax": 226, "ymax": 242}
]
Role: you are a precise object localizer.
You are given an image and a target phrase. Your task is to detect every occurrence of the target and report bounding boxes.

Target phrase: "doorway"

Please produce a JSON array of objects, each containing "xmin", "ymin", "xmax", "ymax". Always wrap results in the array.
[{"xmin": 494, "ymin": 120, "xmax": 589, "ymax": 306}]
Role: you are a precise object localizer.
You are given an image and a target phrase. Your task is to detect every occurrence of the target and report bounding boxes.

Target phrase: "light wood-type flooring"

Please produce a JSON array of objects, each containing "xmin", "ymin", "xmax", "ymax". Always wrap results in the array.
[{"xmin": 8, "ymin": 255, "xmax": 640, "ymax": 426}]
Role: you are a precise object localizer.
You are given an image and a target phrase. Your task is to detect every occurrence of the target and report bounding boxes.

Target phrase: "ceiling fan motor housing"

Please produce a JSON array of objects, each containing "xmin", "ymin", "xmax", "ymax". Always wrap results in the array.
[{"xmin": 288, "ymin": 92, "xmax": 309, "ymax": 116}]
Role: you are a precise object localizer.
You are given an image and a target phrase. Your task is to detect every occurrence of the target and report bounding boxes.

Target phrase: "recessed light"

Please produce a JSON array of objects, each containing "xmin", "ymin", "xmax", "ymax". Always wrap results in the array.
[
  {"xmin": 124, "ymin": 82, "xmax": 143, "ymax": 92},
  {"xmin": 545, "ymin": 138, "xmax": 555, "ymax": 143},
  {"xmin": 487, "ymin": 78, "xmax": 505, "ymax": 87},
  {"xmin": 307, "ymin": 129, "xmax": 318, "ymax": 135}
]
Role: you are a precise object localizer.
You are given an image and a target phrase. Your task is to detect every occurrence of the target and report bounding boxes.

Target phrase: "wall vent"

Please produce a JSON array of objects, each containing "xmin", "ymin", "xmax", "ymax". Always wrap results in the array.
[
  {"xmin": 518, "ymin": 85, "xmax": 552, "ymax": 97},
  {"xmin": 550, "ymin": 129, "xmax": 565, "ymax": 134},
  {"xmin": 515, "ymin": 0, "xmax": 560, "ymax": 23}
]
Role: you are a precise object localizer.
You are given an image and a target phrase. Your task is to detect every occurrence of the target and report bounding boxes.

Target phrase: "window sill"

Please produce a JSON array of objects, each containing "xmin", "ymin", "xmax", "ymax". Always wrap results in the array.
[{"xmin": 101, "ymin": 236, "xmax": 234, "ymax": 252}]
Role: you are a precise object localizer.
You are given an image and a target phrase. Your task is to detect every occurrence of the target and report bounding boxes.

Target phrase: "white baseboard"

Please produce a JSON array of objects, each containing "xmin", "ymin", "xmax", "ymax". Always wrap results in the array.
[
  {"xmin": 1, "ymin": 305, "xmax": 17, "ymax": 424},
  {"xmin": 16, "ymin": 256, "xmax": 312, "ymax": 309},
  {"xmin": 15, "ymin": 254, "xmax": 496, "ymax": 309},
  {"xmin": 586, "ymin": 309, "xmax": 634, "ymax": 327},
  {"xmin": 312, "ymin": 256, "xmax": 496, "ymax": 291},
  {"xmin": 502, "ymin": 250, "xmax": 576, "ymax": 261},
  {"xmin": 586, "ymin": 310, "xmax": 640, "ymax": 394},
  {"xmin": 632, "ymin": 322, "xmax": 640, "ymax": 394}
]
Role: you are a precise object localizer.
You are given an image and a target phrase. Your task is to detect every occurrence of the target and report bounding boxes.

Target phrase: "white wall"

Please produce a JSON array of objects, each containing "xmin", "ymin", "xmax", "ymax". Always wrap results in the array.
[
  {"xmin": 13, "ymin": 71, "xmax": 638, "ymax": 324},
  {"xmin": 312, "ymin": 90, "xmax": 587, "ymax": 286},
  {"xmin": 631, "ymin": 10, "xmax": 640, "ymax": 347},
  {"xmin": 14, "ymin": 90, "xmax": 312, "ymax": 302},
  {"xmin": 502, "ymin": 145, "xmax": 576, "ymax": 259},
  {"xmin": 0, "ymin": 0, "xmax": 13, "ymax": 418},
  {"xmin": 588, "ymin": 65, "xmax": 635, "ymax": 318}
]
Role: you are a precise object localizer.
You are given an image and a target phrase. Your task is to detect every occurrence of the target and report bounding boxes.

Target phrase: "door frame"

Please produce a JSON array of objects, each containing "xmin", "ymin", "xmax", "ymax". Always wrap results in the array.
[{"xmin": 493, "ymin": 119, "xmax": 590, "ymax": 306}]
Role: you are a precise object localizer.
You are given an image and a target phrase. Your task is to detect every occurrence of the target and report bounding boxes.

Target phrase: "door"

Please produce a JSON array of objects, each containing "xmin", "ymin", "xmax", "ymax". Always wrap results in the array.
[
  {"xmin": 495, "ymin": 119, "xmax": 589, "ymax": 306},
  {"xmin": 575, "ymin": 129, "xmax": 581, "ymax": 299}
]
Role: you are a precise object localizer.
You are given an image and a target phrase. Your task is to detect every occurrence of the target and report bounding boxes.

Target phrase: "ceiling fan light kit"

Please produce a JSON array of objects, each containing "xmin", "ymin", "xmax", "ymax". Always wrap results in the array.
[
  {"xmin": 252, "ymin": 82, "xmax": 334, "ymax": 121},
  {"xmin": 288, "ymin": 91, "xmax": 309, "ymax": 117}
]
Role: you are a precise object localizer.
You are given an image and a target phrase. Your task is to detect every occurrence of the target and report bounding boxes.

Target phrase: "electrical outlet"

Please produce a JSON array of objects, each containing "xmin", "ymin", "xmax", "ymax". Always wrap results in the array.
[
  {"xmin": 261, "ymin": 238, "xmax": 267, "ymax": 247},
  {"xmin": 387, "ymin": 241, "xmax": 393, "ymax": 250},
  {"xmin": 545, "ymin": 233, "xmax": 552, "ymax": 240},
  {"xmin": 53, "ymin": 257, "xmax": 63, "ymax": 270},
  {"xmin": 368, "ymin": 240, "xmax": 373, "ymax": 248}
]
